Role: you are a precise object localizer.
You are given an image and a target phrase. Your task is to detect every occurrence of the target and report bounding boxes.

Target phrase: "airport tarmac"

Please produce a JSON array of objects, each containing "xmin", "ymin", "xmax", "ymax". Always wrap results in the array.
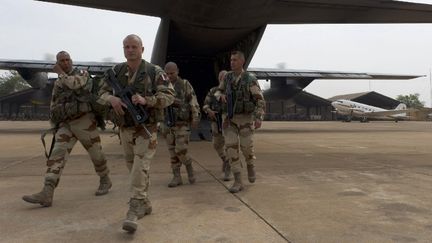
[{"xmin": 1, "ymin": 121, "xmax": 432, "ymax": 243}]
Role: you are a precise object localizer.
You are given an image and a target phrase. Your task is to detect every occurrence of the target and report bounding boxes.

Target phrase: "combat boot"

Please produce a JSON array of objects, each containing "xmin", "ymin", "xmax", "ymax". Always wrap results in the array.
[
  {"xmin": 137, "ymin": 198, "xmax": 152, "ymax": 219},
  {"xmin": 247, "ymin": 165, "xmax": 256, "ymax": 183},
  {"xmin": 95, "ymin": 175, "xmax": 112, "ymax": 196},
  {"xmin": 22, "ymin": 184, "xmax": 55, "ymax": 207},
  {"xmin": 185, "ymin": 163, "xmax": 196, "ymax": 184},
  {"xmin": 122, "ymin": 198, "xmax": 142, "ymax": 233},
  {"xmin": 168, "ymin": 168, "xmax": 183, "ymax": 187},
  {"xmin": 229, "ymin": 172, "xmax": 244, "ymax": 193},
  {"xmin": 223, "ymin": 163, "xmax": 231, "ymax": 181}
]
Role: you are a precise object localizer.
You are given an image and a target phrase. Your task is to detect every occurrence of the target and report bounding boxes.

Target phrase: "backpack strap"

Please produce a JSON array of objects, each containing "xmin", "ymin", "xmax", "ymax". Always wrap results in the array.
[{"xmin": 144, "ymin": 61, "xmax": 157, "ymax": 94}]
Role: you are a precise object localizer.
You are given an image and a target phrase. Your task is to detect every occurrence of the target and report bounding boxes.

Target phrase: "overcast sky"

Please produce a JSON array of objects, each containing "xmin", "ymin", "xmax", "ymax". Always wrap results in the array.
[{"xmin": 1, "ymin": 0, "xmax": 432, "ymax": 107}]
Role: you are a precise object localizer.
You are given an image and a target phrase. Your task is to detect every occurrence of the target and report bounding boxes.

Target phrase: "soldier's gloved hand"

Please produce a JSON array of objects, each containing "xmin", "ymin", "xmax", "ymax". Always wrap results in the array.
[
  {"xmin": 132, "ymin": 94, "xmax": 147, "ymax": 106},
  {"xmin": 254, "ymin": 119, "xmax": 262, "ymax": 129},
  {"xmin": 207, "ymin": 110, "xmax": 216, "ymax": 120},
  {"xmin": 109, "ymin": 96, "xmax": 126, "ymax": 116}
]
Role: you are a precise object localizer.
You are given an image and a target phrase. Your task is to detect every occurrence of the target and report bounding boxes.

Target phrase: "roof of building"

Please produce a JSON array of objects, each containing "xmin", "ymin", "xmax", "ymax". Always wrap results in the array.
[
  {"xmin": 0, "ymin": 87, "xmax": 51, "ymax": 105},
  {"xmin": 264, "ymin": 89, "xmax": 331, "ymax": 107},
  {"xmin": 328, "ymin": 91, "xmax": 400, "ymax": 109},
  {"xmin": 293, "ymin": 91, "xmax": 331, "ymax": 107}
]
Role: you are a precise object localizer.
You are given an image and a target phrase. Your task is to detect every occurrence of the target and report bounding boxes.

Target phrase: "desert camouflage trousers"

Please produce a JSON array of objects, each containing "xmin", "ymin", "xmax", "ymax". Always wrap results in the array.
[
  {"xmin": 211, "ymin": 121, "xmax": 227, "ymax": 162},
  {"xmin": 45, "ymin": 113, "xmax": 109, "ymax": 187},
  {"xmin": 161, "ymin": 124, "xmax": 192, "ymax": 169},
  {"xmin": 120, "ymin": 124, "xmax": 158, "ymax": 200},
  {"xmin": 223, "ymin": 115, "xmax": 256, "ymax": 174}
]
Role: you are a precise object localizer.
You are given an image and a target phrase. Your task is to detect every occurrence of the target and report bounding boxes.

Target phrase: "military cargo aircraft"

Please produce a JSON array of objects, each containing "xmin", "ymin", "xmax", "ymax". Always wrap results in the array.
[{"xmin": 2, "ymin": 0, "xmax": 432, "ymax": 104}]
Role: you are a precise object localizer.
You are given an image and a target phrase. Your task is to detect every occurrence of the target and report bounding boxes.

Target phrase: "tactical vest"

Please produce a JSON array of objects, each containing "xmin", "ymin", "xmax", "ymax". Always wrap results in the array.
[
  {"xmin": 111, "ymin": 60, "xmax": 164, "ymax": 127},
  {"xmin": 50, "ymin": 68, "xmax": 96, "ymax": 124},
  {"xmin": 172, "ymin": 78, "xmax": 191, "ymax": 121},
  {"xmin": 225, "ymin": 72, "xmax": 256, "ymax": 115}
]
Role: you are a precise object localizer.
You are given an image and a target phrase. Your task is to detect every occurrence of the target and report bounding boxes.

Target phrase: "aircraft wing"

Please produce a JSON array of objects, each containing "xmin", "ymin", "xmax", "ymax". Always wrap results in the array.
[
  {"xmin": 1, "ymin": 60, "xmax": 421, "ymax": 80},
  {"xmin": 249, "ymin": 68, "xmax": 422, "ymax": 80},
  {"xmin": 249, "ymin": 67, "xmax": 422, "ymax": 91},
  {"xmin": 366, "ymin": 109, "xmax": 416, "ymax": 117},
  {"xmin": 37, "ymin": 0, "xmax": 432, "ymax": 27},
  {"xmin": 0, "ymin": 60, "xmax": 422, "ymax": 90},
  {"xmin": 0, "ymin": 59, "xmax": 115, "ymax": 74}
]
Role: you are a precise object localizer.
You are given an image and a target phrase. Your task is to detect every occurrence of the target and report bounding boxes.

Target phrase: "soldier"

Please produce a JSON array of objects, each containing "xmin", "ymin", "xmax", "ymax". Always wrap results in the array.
[
  {"xmin": 161, "ymin": 62, "xmax": 201, "ymax": 188},
  {"xmin": 216, "ymin": 51, "xmax": 266, "ymax": 193},
  {"xmin": 202, "ymin": 70, "xmax": 231, "ymax": 181},
  {"xmin": 99, "ymin": 34, "xmax": 174, "ymax": 233},
  {"xmin": 22, "ymin": 51, "xmax": 112, "ymax": 207}
]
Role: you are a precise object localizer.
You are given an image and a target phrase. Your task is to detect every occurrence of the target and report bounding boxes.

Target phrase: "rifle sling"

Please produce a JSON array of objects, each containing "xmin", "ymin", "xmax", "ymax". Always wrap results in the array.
[{"xmin": 41, "ymin": 127, "xmax": 57, "ymax": 159}]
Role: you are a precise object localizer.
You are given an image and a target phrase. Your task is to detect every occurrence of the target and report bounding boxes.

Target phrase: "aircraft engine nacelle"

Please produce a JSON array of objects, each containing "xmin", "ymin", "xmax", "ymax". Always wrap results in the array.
[{"xmin": 17, "ymin": 69, "xmax": 48, "ymax": 89}]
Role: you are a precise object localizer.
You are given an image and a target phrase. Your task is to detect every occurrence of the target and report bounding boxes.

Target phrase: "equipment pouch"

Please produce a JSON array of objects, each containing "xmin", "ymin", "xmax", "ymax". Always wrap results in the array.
[
  {"xmin": 64, "ymin": 102, "xmax": 80, "ymax": 119},
  {"xmin": 154, "ymin": 108, "xmax": 165, "ymax": 122},
  {"xmin": 244, "ymin": 101, "xmax": 255, "ymax": 113},
  {"xmin": 176, "ymin": 105, "xmax": 191, "ymax": 121},
  {"xmin": 234, "ymin": 101, "xmax": 244, "ymax": 114},
  {"xmin": 50, "ymin": 104, "xmax": 65, "ymax": 124}
]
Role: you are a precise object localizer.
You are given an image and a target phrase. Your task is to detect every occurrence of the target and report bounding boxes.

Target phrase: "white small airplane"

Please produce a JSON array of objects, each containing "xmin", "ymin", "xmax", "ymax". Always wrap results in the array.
[{"xmin": 331, "ymin": 99, "xmax": 413, "ymax": 122}]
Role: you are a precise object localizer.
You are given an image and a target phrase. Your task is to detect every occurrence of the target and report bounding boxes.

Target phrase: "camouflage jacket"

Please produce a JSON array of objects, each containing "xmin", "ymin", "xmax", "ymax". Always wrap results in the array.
[
  {"xmin": 216, "ymin": 70, "xmax": 265, "ymax": 121},
  {"xmin": 99, "ymin": 59, "xmax": 175, "ymax": 126},
  {"xmin": 50, "ymin": 68, "xmax": 96, "ymax": 124},
  {"xmin": 170, "ymin": 77, "xmax": 201, "ymax": 123},
  {"xmin": 202, "ymin": 86, "xmax": 220, "ymax": 114}
]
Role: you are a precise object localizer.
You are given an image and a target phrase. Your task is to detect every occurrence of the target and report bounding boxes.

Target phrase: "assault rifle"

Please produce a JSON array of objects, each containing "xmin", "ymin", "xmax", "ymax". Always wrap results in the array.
[
  {"xmin": 210, "ymin": 98, "xmax": 223, "ymax": 133},
  {"xmin": 165, "ymin": 105, "xmax": 176, "ymax": 127},
  {"xmin": 106, "ymin": 69, "xmax": 152, "ymax": 138},
  {"xmin": 215, "ymin": 111, "xmax": 223, "ymax": 133}
]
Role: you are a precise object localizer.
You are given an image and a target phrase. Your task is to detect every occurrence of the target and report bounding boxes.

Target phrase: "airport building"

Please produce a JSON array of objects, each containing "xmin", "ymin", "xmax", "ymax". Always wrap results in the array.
[
  {"xmin": 265, "ymin": 90, "xmax": 430, "ymax": 121},
  {"xmin": 264, "ymin": 90, "xmax": 334, "ymax": 121},
  {"xmin": 0, "ymin": 88, "xmax": 428, "ymax": 121},
  {"xmin": 0, "ymin": 88, "xmax": 51, "ymax": 120}
]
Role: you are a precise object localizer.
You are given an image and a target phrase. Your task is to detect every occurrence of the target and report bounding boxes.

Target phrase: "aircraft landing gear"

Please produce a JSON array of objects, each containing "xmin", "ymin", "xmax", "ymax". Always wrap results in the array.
[{"xmin": 360, "ymin": 117, "xmax": 369, "ymax": 123}]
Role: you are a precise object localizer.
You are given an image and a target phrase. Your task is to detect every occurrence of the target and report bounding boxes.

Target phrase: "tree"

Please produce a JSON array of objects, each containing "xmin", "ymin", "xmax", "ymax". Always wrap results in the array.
[
  {"xmin": 0, "ymin": 71, "xmax": 31, "ymax": 96},
  {"xmin": 396, "ymin": 93, "xmax": 425, "ymax": 109}
]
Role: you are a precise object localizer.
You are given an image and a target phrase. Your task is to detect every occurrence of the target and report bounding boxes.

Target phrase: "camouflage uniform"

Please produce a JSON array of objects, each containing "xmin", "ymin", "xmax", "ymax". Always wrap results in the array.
[
  {"xmin": 161, "ymin": 77, "xmax": 200, "ymax": 186},
  {"xmin": 99, "ymin": 59, "xmax": 174, "ymax": 201},
  {"xmin": 203, "ymin": 86, "xmax": 230, "ymax": 180},
  {"xmin": 217, "ymin": 71, "xmax": 265, "ymax": 192},
  {"xmin": 22, "ymin": 68, "xmax": 111, "ymax": 207}
]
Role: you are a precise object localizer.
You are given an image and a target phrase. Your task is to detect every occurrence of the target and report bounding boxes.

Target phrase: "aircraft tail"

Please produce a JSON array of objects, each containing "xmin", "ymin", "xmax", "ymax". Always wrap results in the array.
[{"xmin": 395, "ymin": 103, "xmax": 407, "ymax": 110}]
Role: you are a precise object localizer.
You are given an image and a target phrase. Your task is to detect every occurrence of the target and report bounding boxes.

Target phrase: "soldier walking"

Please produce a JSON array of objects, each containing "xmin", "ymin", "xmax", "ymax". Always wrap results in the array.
[
  {"xmin": 216, "ymin": 51, "xmax": 266, "ymax": 193},
  {"xmin": 99, "ymin": 34, "xmax": 175, "ymax": 233},
  {"xmin": 203, "ymin": 70, "xmax": 231, "ymax": 181},
  {"xmin": 161, "ymin": 62, "xmax": 201, "ymax": 187},
  {"xmin": 22, "ymin": 51, "xmax": 112, "ymax": 207}
]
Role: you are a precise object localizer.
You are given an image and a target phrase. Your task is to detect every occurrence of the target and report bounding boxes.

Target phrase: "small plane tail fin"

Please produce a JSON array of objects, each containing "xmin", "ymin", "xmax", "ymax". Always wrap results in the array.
[{"xmin": 395, "ymin": 103, "xmax": 407, "ymax": 111}]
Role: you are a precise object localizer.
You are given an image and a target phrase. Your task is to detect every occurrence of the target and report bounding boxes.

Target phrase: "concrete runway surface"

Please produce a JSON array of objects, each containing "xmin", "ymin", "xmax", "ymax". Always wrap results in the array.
[{"xmin": 1, "ymin": 121, "xmax": 432, "ymax": 243}]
